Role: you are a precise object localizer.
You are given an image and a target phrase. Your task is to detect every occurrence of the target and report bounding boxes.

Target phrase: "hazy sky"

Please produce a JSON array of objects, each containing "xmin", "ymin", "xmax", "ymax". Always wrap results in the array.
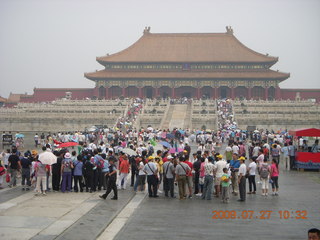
[{"xmin": 0, "ymin": 0, "xmax": 319, "ymax": 98}]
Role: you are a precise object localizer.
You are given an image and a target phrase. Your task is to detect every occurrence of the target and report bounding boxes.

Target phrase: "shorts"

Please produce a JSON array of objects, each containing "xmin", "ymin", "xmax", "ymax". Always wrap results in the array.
[
  {"xmin": 199, "ymin": 177, "xmax": 205, "ymax": 185},
  {"xmin": 215, "ymin": 177, "xmax": 221, "ymax": 185},
  {"xmin": 186, "ymin": 176, "xmax": 193, "ymax": 188},
  {"xmin": 261, "ymin": 178, "xmax": 269, "ymax": 189}
]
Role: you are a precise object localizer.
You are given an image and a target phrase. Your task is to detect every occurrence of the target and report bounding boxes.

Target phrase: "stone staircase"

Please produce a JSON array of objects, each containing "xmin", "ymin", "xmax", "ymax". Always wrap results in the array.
[{"xmin": 164, "ymin": 104, "xmax": 188, "ymax": 130}]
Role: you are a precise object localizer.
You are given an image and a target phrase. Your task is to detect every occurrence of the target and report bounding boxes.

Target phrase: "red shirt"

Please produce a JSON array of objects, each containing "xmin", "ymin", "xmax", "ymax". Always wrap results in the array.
[
  {"xmin": 119, "ymin": 160, "xmax": 130, "ymax": 173},
  {"xmin": 185, "ymin": 161, "xmax": 193, "ymax": 177}
]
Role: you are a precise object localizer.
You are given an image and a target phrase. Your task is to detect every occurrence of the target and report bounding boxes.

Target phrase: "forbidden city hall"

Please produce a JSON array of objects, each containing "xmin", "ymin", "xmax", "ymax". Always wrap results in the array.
[{"xmin": 5, "ymin": 27, "xmax": 320, "ymax": 104}]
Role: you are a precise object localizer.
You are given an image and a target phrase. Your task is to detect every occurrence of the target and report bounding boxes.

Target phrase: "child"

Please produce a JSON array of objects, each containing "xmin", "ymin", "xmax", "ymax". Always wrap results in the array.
[{"xmin": 221, "ymin": 168, "xmax": 230, "ymax": 203}]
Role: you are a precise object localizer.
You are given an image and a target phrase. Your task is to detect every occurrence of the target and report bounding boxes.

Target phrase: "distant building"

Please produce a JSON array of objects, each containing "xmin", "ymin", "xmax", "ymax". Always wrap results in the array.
[{"xmin": 5, "ymin": 27, "xmax": 320, "ymax": 104}]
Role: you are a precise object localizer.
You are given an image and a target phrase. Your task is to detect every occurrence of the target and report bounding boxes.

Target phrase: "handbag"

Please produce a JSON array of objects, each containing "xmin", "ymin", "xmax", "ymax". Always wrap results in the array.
[
  {"xmin": 245, "ymin": 172, "xmax": 250, "ymax": 178},
  {"xmin": 6, "ymin": 173, "xmax": 10, "ymax": 183}
]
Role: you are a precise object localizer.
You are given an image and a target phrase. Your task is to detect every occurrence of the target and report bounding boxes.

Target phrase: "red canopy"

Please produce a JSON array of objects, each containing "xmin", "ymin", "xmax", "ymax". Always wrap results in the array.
[{"xmin": 289, "ymin": 128, "xmax": 320, "ymax": 137}]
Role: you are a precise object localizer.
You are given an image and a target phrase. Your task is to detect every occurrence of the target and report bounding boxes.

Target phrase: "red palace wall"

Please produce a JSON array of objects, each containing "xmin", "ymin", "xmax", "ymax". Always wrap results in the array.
[
  {"xmin": 280, "ymin": 89, "xmax": 320, "ymax": 103},
  {"xmin": 20, "ymin": 88, "xmax": 94, "ymax": 103}
]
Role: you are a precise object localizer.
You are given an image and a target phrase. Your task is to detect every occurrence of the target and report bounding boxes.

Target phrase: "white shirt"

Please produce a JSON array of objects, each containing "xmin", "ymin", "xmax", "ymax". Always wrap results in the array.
[
  {"xmin": 252, "ymin": 146, "xmax": 260, "ymax": 157},
  {"xmin": 232, "ymin": 145, "xmax": 239, "ymax": 154},
  {"xmin": 214, "ymin": 160, "xmax": 227, "ymax": 178},
  {"xmin": 239, "ymin": 163, "xmax": 247, "ymax": 176},
  {"xmin": 248, "ymin": 162, "xmax": 257, "ymax": 175}
]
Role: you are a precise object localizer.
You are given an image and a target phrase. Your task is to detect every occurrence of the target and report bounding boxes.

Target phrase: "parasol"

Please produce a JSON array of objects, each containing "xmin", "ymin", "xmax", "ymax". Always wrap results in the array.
[
  {"xmin": 122, "ymin": 148, "xmax": 137, "ymax": 156},
  {"xmin": 38, "ymin": 151, "xmax": 57, "ymax": 165},
  {"xmin": 160, "ymin": 141, "xmax": 171, "ymax": 149}
]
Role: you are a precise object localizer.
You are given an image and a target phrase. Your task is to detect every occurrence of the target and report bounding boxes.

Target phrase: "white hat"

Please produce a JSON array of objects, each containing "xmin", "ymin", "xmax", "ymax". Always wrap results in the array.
[{"xmin": 64, "ymin": 152, "xmax": 71, "ymax": 158}]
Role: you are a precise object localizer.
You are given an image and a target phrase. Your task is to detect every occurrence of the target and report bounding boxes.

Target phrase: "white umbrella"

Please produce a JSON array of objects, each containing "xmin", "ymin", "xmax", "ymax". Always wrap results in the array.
[
  {"xmin": 39, "ymin": 151, "xmax": 57, "ymax": 165},
  {"xmin": 253, "ymin": 130, "xmax": 259, "ymax": 133},
  {"xmin": 122, "ymin": 148, "xmax": 137, "ymax": 156}
]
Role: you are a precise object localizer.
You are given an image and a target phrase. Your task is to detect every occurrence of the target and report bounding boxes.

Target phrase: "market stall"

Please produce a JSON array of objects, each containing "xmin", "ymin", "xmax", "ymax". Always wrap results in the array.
[{"xmin": 289, "ymin": 128, "xmax": 320, "ymax": 170}]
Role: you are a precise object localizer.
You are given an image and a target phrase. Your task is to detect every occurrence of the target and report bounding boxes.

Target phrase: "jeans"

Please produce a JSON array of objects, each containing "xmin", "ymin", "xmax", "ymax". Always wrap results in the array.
[
  {"xmin": 117, "ymin": 173, "xmax": 128, "ymax": 189},
  {"xmin": 202, "ymin": 175, "xmax": 213, "ymax": 200},
  {"xmin": 21, "ymin": 168, "xmax": 31, "ymax": 187},
  {"xmin": 248, "ymin": 175, "xmax": 256, "ymax": 192},
  {"xmin": 74, "ymin": 175, "xmax": 84, "ymax": 192}
]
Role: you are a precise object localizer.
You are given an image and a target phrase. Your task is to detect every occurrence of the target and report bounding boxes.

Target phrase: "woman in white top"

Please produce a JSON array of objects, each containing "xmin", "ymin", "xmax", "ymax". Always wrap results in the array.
[{"xmin": 247, "ymin": 158, "xmax": 257, "ymax": 194}]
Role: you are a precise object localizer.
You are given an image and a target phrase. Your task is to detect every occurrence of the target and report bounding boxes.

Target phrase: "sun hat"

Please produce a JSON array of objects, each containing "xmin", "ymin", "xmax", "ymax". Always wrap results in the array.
[{"xmin": 64, "ymin": 152, "xmax": 71, "ymax": 158}]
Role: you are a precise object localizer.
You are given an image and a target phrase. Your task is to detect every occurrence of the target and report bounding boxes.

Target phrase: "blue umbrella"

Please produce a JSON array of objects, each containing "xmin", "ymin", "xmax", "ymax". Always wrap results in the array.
[
  {"xmin": 160, "ymin": 141, "xmax": 171, "ymax": 148},
  {"xmin": 16, "ymin": 133, "xmax": 24, "ymax": 138},
  {"xmin": 178, "ymin": 129, "xmax": 185, "ymax": 135},
  {"xmin": 166, "ymin": 133, "xmax": 174, "ymax": 139}
]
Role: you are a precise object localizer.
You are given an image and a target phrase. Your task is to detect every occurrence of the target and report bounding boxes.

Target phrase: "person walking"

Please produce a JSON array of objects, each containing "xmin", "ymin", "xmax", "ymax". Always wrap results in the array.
[
  {"xmin": 202, "ymin": 157, "xmax": 214, "ymax": 200},
  {"xmin": 237, "ymin": 157, "xmax": 247, "ymax": 202},
  {"xmin": 117, "ymin": 154, "xmax": 130, "ymax": 190},
  {"xmin": 270, "ymin": 158, "xmax": 279, "ymax": 196},
  {"xmin": 35, "ymin": 158, "xmax": 48, "ymax": 195},
  {"xmin": 73, "ymin": 155, "xmax": 84, "ymax": 192},
  {"xmin": 99, "ymin": 157, "xmax": 118, "ymax": 200},
  {"xmin": 8, "ymin": 148, "xmax": 21, "ymax": 188}
]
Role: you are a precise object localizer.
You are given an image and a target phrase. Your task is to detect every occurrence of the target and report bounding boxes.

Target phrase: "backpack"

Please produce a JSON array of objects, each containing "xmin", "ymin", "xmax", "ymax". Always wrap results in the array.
[{"xmin": 260, "ymin": 164, "xmax": 269, "ymax": 179}]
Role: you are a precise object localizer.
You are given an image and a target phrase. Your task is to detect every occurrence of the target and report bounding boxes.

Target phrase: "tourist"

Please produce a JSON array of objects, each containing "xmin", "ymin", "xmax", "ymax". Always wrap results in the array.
[
  {"xmin": 83, "ymin": 152, "xmax": 94, "ymax": 193},
  {"xmin": 214, "ymin": 154, "xmax": 226, "ymax": 198},
  {"xmin": 100, "ymin": 153, "xmax": 109, "ymax": 190},
  {"xmin": 302, "ymin": 140, "xmax": 309, "ymax": 152},
  {"xmin": 229, "ymin": 153, "xmax": 240, "ymax": 196},
  {"xmin": 288, "ymin": 141, "xmax": 296, "ymax": 170},
  {"xmin": 270, "ymin": 158, "xmax": 279, "ymax": 196},
  {"xmin": 193, "ymin": 153, "xmax": 201, "ymax": 195},
  {"xmin": 237, "ymin": 156, "xmax": 247, "ymax": 202},
  {"xmin": 35, "ymin": 157, "xmax": 48, "ymax": 195},
  {"xmin": 52, "ymin": 150, "xmax": 63, "ymax": 192},
  {"xmin": 184, "ymin": 155, "xmax": 193, "ymax": 198},
  {"xmin": 271, "ymin": 143, "xmax": 280, "ymax": 164},
  {"xmin": 134, "ymin": 156, "xmax": 146, "ymax": 192},
  {"xmin": 175, "ymin": 156, "xmax": 191, "ymax": 200},
  {"xmin": 73, "ymin": 155, "xmax": 84, "ymax": 192},
  {"xmin": 0, "ymin": 161, "xmax": 6, "ymax": 189},
  {"xmin": 281, "ymin": 143, "xmax": 290, "ymax": 170},
  {"xmin": 259, "ymin": 157, "xmax": 270, "ymax": 196},
  {"xmin": 202, "ymin": 156, "xmax": 214, "ymax": 200},
  {"xmin": 8, "ymin": 148, "xmax": 21, "ymax": 188},
  {"xmin": 61, "ymin": 152, "xmax": 73, "ymax": 193},
  {"xmin": 99, "ymin": 157, "xmax": 118, "ymax": 200},
  {"xmin": 144, "ymin": 156, "xmax": 159, "ymax": 198},
  {"xmin": 163, "ymin": 155, "xmax": 175, "ymax": 198},
  {"xmin": 21, "ymin": 152, "xmax": 32, "ymax": 191},
  {"xmin": 197, "ymin": 157, "xmax": 206, "ymax": 196},
  {"xmin": 308, "ymin": 228, "xmax": 320, "ymax": 240},
  {"xmin": 117, "ymin": 154, "xmax": 130, "ymax": 190},
  {"xmin": 221, "ymin": 167, "xmax": 230, "ymax": 203},
  {"xmin": 225, "ymin": 143, "xmax": 233, "ymax": 162},
  {"xmin": 247, "ymin": 158, "xmax": 257, "ymax": 194},
  {"xmin": 256, "ymin": 149, "xmax": 265, "ymax": 168}
]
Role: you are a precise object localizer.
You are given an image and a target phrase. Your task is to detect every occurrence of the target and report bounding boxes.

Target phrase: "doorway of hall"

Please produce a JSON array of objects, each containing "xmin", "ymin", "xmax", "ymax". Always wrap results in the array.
[
  {"xmin": 146, "ymin": 87, "xmax": 153, "ymax": 98},
  {"xmin": 220, "ymin": 87, "xmax": 227, "ymax": 99}
]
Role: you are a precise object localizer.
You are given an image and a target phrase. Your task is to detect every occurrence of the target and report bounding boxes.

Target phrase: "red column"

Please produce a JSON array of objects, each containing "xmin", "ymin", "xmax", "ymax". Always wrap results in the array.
[
  {"xmin": 155, "ymin": 88, "xmax": 159, "ymax": 98},
  {"xmin": 93, "ymin": 87, "xmax": 99, "ymax": 98},
  {"xmin": 214, "ymin": 87, "xmax": 218, "ymax": 99},
  {"xmin": 171, "ymin": 88, "xmax": 175, "ymax": 98},
  {"xmin": 122, "ymin": 87, "xmax": 126, "ymax": 97},
  {"xmin": 265, "ymin": 87, "xmax": 268, "ymax": 100},
  {"xmin": 275, "ymin": 86, "xmax": 281, "ymax": 100},
  {"xmin": 231, "ymin": 87, "xmax": 235, "ymax": 100},
  {"xmin": 197, "ymin": 88, "xmax": 200, "ymax": 99},
  {"xmin": 105, "ymin": 87, "xmax": 109, "ymax": 99},
  {"xmin": 247, "ymin": 87, "xmax": 252, "ymax": 100}
]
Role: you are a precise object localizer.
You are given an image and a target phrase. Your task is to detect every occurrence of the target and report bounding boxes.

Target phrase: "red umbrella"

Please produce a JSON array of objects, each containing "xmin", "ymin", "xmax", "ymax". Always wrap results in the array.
[{"xmin": 57, "ymin": 142, "xmax": 79, "ymax": 148}]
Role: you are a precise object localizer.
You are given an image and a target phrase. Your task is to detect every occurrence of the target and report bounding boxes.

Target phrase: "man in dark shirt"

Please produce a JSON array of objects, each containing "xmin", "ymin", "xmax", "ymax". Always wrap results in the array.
[
  {"xmin": 193, "ymin": 154, "xmax": 201, "ymax": 195},
  {"xmin": 8, "ymin": 149, "xmax": 21, "ymax": 187},
  {"xmin": 99, "ymin": 158, "xmax": 118, "ymax": 200},
  {"xmin": 21, "ymin": 152, "xmax": 32, "ymax": 190}
]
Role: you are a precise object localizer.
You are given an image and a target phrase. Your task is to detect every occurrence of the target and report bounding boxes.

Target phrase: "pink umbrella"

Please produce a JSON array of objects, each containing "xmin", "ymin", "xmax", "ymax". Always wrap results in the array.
[{"xmin": 169, "ymin": 148, "xmax": 184, "ymax": 153}]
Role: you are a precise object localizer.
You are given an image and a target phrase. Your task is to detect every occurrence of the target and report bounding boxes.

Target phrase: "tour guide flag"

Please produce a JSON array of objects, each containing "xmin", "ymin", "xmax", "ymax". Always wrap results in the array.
[{"xmin": 150, "ymin": 138, "xmax": 157, "ymax": 147}]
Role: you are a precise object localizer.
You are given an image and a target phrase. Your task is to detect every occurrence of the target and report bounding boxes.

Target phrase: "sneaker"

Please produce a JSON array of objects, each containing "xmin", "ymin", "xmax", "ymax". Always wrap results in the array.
[
  {"xmin": 22, "ymin": 188, "xmax": 25, "ymax": 191},
  {"xmin": 158, "ymin": 190, "xmax": 163, "ymax": 193},
  {"xmin": 42, "ymin": 192, "xmax": 46, "ymax": 196},
  {"xmin": 99, "ymin": 195, "xmax": 106, "ymax": 200},
  {"xmin": 272, "ymin": 192, "xmax": 276, "ymax": 196},
  {"xmin": 247, "ymin": 192, "xmax": 252, "ymax": 194},
  {"xmin": 275, "ymin": 192, "xmax": 279, "ymax": 196},
  {"xmin": 111, "ymin": 197, "xmax": 118, "ymax": 200},
  {"xmin": 188, "ymin": 195, "xmax": 192, "ymax": 199},
  {"xmin": 196, "ymin": 193, "xmax": 202, "ymax": 197},
  {"xmin": 26, "ymin": 188, "xmax": 30, "ymax": 191},
  {"xmin": 8, "ymin": 185, "xmax": 12, "ymax": 188}
]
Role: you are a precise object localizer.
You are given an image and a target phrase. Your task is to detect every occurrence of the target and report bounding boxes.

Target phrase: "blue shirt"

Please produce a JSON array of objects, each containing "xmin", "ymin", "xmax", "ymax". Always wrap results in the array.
[
  {"xmin": 101, "ymin": 159, "xmax": 109, "ymax": 173},
  {"xmin": 73, "ymin": 160, "xmax": 83, "ymax": 176},
  {"xmin": 230, "ymin": 159, "xmax": 240, "ymax": 169}
]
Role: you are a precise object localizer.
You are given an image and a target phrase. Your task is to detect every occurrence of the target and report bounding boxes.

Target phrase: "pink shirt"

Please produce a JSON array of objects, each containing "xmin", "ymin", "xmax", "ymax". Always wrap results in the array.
[
  {"xmin": 270, "ymin": 163, "xmax": 279, "ymax": 177},
  {"xmin": 200, "ymin": 162, "xmax": 205, "ymax": 177}
]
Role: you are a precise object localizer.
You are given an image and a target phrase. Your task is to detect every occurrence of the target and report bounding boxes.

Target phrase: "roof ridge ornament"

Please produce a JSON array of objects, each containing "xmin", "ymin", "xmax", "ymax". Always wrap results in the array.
[
  {"xmin": 226, "ymin": 26, "xmax": 233, "ymax": 35},
  {"xmin": 143, "ymin": 26, "xmax": 151, "ymax": 35}
]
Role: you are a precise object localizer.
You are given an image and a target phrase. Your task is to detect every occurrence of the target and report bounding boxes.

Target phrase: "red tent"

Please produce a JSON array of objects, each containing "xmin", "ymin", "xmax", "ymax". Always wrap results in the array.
[{"xmin": 289, "ymin": 128, "xmax": 320, "ymax": 137}]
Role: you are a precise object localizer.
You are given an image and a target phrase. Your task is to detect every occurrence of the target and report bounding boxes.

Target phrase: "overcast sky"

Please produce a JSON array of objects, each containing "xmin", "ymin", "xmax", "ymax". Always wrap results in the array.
[{"xmin": 0, "ymin": 0, "xmax": 319, "ymax": 98}]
